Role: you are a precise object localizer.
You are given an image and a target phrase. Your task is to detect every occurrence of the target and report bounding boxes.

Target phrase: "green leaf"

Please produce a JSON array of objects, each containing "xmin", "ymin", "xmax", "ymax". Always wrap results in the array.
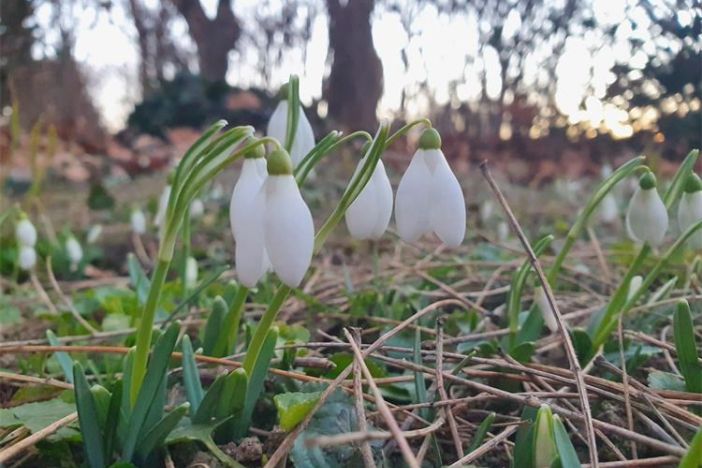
[
  {"xmin": 571, "ymin": 329, "xmax": 593, "ymax": 366},
  {"xmin": 674, "ymin": 300, "xmax": 702, "ymax": 394},
  {"xmin": 413, "ymin": 328, "xmax": 430, "ymax": 421},
  {"xmin": 122, "ymin": 322, "xmax": 180, "ymax": 460},
  {"xmin": 47, "ymin": 329, "xmax": 73, "ymax": 383},
  {"xmin": 552, "ymin": 415, "xmax": 580, "ymax": 468},
  {"xmin": 0, "ymin": 398, "xmax": 76, "ymax": 435},
  {"xmin": 90, "ymin": 384, "xmax": 112, "ymax": 429},
  {"xmin": 202, "ymin": 296, "xmax": 226, "ymax": 356},
  {"xmin": 182, "ymin": 335, "xmax": 204, "ymax": 413},
  {"xmin": 127, "ymin": 254, "xmax": 150, "ymax": 306},
  {"xmin": 274, "ymin": 391, "xmax": 322, "ymax": 431},
  {"xmin": 104, "ymin": 381, "xmax": 123, "ymax": 461},
  {"xmin": 679, "ymin": 425, "xmax": 702, "ymax": 468},
  {"xmin": 533, "ymin": 405, "xmax": 557, "ymax": 468},
  {"xmin": 647, "ymin": 370, "xmax": 686, "ymax": 392},
  {"xmin": 135, "ymin": 402, "xmax": 189, "ymax": 461},
  {"xmin": 193, "ymin": 374, "xmax": 227, "ymax": 425},
  {"xmin": 73, "ymin": 363, "xmax": 106, "ymax": 468},
  {"xmin": 213, "ymin": 368, "xmax": 248, "ymax": 443},
  {"xmin": 167, "ymin": 419, "xmax": 244, "ymax": 467},
  {"xmin": 509, "ymin": 342, "xmax": 535, "ymax": 363},
  {"xmin": 467, "ymin": 412, "xmax": 495, "ymax": 453}
]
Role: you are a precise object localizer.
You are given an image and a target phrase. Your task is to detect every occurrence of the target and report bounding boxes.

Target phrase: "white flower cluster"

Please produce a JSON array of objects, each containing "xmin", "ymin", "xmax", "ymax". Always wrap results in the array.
[{"xmin": 15, "ymin": 216, "xmax": 38, "ymax": 271}]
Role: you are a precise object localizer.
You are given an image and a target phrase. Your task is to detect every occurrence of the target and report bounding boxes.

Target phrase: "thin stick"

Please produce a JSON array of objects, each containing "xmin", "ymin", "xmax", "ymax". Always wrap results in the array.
[
  {"xmin": 480, "ymin": 160, "xmax": 599, "ymax": 468},
  {"xmin": 344, "ymin": 328, "xmax": 419, "ymax": 468},
  {"xmin": 618, "ymin": 315, "xmax": 637, "ymax": 459},
  {"xmin": 0, "ymin": 412, "xmax": 77, "ymax": 464},
  {"xmin": 352, "ymin": 328, "xmax": 377, "ymax": 468},
  {"xmin": 46, "ymin": 256, "xmax": 98, "ymax": 335},
  {"xmin": 306, "ymin": 416, "xmax": 445, "ymax": 447},
  {"xmin": 435, "ymin": 318, "xmax": 464, "ymax": 459},
  {"xmin": 446, "ymin": 425, "xmax": 518, "ymax": 468},
  {"xmin": 30, "ymin": 271, "xmax": 58, "ymax": 315}
]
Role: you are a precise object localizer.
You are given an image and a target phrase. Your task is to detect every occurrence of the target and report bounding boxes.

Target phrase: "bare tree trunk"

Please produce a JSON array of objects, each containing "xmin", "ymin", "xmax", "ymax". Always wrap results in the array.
[
  {"xmin": 170, "ymin": 0, "xmax": 240, "ymax": 82},
  {"xmin": 127, "ymin": 0, "xmax": 153, "ymax": 95},
  {"xmin": 325, "ymin": 0, "xmax": 383, "ymax": 131}
]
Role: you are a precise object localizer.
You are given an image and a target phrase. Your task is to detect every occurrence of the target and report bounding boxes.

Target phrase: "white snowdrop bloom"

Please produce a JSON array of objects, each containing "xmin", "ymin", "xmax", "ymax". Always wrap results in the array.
[
  {"xmin": 262, "ymin": 150, "xmax": 315, "ymax": 287},
  {"xmin": 677, "ymin": 174, "xmax": 702, "ymax": 250},
  {"xmin": 480, "ymin": 200, "xmax": 494, "ymax": 224},
  {"xmin": 534, "ymin": 286, "xmax": 558, "ymax": 333},
  {"xmin": 625, "ymin": 172, "xmax": 668, "ymax": 246},
  {"xmin": 65, "ymin": 236, "xmax": 83, "ymax": 266},
  {"xmin": 230, "ymin": 148, "xmax": 270, "ymax": 287},
  {"xmin": 18, "ymin": 246, "xmax": 37, "ymax": 271},
  {"xmin": 131, "ymin": 208, "xmax": 147, "ymax": 235},
  {"xmin": 345, "ymin": 156, "xmax": 393, "ymax": 240},
  {"xmin": 87, "ymin": 225, "xmax": 103, "ymax": 244},
  {"xmin": 190, "ymin": 198, "xmax": 205, "ymax": 219},
  {"xmin": 601, "ymin": 163, "xmax": 613, "ymax": 178},
  {"xmin": 154, "ymin": 184, "xmax": 172, "ymax": 235},
  {"xmin": 627, "ymin": 275, "xmax": 643, "ymax": 302},
  {"xmin": 497, "ymin": 221, "xmax": 509, "ymax": 242},
  {"xmin": 599, "ymin": 192, "xmax": 619, "ymax": 223},
  {"xmin": 266, "ymin": 86, "xmax": 315, "ymax": 167},
  {"xmin": 209, "ymin": 182, "xmax": 224, "ymax": 201},
  {"xmin": 185, "ymin": 256, "xmax": 198, "ymax": 288},
  {"xmin": 395, "ymin": 128, "xmax": 466, "ymax": 247},
  {"xmin": 15, "ymin": 217, "xmax": 37, "ymax": 247}
]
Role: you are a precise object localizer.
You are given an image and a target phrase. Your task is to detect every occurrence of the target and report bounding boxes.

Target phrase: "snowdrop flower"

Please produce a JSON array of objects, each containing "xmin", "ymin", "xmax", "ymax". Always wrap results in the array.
[
  {"xmin": 534, "ymin": 286, "xmax": 558, "ymax": 333},
  {"xmin": 627, "ymin": 275, "xmax": 642, "ymax": 302},
  {"xmin": 87, "ymin": 224, "xmax": 102, "ymax": 244},
  {"xmin": 65, "ymin": 235, "xmax": 83, "ymax": 268},
  {"xmin": 480, "ymin": 200, "xmax": 494, "ymax": 224},
  {"xmin": 230, "ymin": 144, "xmax": 270, "ymax": 287},
  {"xmin": 599, "ymin": 192, "xmax": 619, "ymax": 223},
  {"xmin": 18, "ymin": 245, "xmax": 37, "ymax": 271},
  {"xmin": 15, "ymin": 216, "xmax": 37, "ymax": 247},
  {"xmin": 131, "ymin": 207, "xmax": 147, "ymax": 235},
  {"xmin": 395, "ymin": 128, "xmax": 466, "ymax": 247},
  {"xmin": 185, "ymin": 256, "xmax": 198, "ymax": 288},
  {"xmin": 678, "ymin": 173, "xmax": 702, "ymax": 249},
  {"xmin": 497, "ymin": 221, "xmax": 509, "ymax": 242},
  {"xmin": 626, "ymin": 171, "xmax": 668, "ymax": 246},
  {"xmin": 190, "ymin": 198, "xmax": 205, "ymax": 219},
  {"xmin": 261, "ymin": 149, "xmax": 315, "ymax": 287},
  {"xmin": 266, "ymin": 84, "xmax": 315, "ymax": 167},
  {"xmin": 345, "ymin": 148, "xmax": 393, "ymax": 240}
]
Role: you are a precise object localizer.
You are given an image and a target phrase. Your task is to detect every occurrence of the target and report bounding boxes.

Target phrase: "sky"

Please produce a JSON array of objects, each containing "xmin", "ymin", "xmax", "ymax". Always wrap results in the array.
[{"xmin": 30, "ymin": 0, "xmax": 683, "ymax": 136}]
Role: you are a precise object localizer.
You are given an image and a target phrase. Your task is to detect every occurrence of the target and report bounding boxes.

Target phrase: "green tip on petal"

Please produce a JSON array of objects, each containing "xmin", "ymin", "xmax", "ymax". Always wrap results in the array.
[
  {"xmin": 244, "ymin": 139, "xmax": 266, "ymax": 159},
  {"xmin": 278, "ymin": 83, "xmax": 290, "ymax": 101},
  {"xmin": 267, "ymin": 149, "xmax": 293, "ymax": 175},
  {"xmin": 639, "ymin": 171, "xmax": 657, "ymax": 190},
  {"xmin": 683, "ymin": 173, "xmax": 702, "ymax": 193},
  {"xmin": 418, "ymin": 128, "xmax": 441, "ymax": 150}
]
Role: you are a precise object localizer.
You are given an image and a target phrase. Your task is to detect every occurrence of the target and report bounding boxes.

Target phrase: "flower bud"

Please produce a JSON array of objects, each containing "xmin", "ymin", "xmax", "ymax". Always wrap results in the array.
[
  {"xmin": 18, "ymin": 246, "xmax": 37, "ymax": 271},
  {"xmin": 15, "ymin": 216, "xmax": 37, "ymax": 247},
  {"xmin": 65, "ymin": 236, "xmax": 83, "ymax": 266},
  {"xmin": 533, "ymin": 404, "xmax": 557, "ymax": 468},
  {"xmin": 131, "ymin": 208, "xmax": 147, "ymax": 235},
  {"xmin": 185, "ymin": 256, "xmax": 198, "ymax": 288},
  {"xmin": 345, "ymin": 158, "xmax": 393, "ymax": 240},
  {"xmin": 625, "ymin": 171, "xmax": 668, "ymax": 246},
  {"xmin": 677, "ymin": 173, "xmax": 702, "ymax": 249}
]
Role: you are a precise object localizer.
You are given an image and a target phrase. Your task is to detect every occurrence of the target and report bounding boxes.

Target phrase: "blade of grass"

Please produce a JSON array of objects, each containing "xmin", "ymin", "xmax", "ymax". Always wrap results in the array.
[{"xmin": 73, "ymin": 363, "xmax": 106, "ymax": 468}]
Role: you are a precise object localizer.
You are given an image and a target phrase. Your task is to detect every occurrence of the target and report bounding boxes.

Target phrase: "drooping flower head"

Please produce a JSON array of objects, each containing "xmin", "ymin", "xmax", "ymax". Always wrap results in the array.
[
  {"xmin": 190, "ymin": 198, "xmax": 205, "ymax": 219},
  {"xmin": 395, "ymin": 128, "xmax": 466, "ymax": 247},
  {"xmin": 266, "ymin": 83, "xmax": 315, "ymax": 167},
  {"xmin": 185, "ymin": 256, "xmax": 198, "ymax": 288},
  {"xmin": 65, "ymin": 235, "xmax": 83, "ymax": 268},
  {"xmin": 678, "ymin": 173, "xmax": 702, "ymax": 250},
  {"xmin": 15, "ymin": 215, "xmax": 37, "ymax": 247},
  {"xmin": 18, "ymin": 245, "xmax": 37, "ymax": 271},
  {"xmin": 345, "ymin": 142, "xmax": 393, "ymax": 240},
  {"xmin": 131, "ymin": 207, "xmax": 147, "ymax": 235},
  {"xmin": 626, "ymin": 171, "xmax": 668, "ymax": 246}
]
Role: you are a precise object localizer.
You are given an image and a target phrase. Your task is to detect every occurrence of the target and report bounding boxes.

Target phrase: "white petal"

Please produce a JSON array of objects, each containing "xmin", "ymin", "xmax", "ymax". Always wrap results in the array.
[
  {"xmin": 266, "ymin": 101, "xmax": 288, "ymax": 148},
  {"xmin": 290, "ymin": 111, "xmax": 315, "ymax": 167},
  {"xmin": 626, "ymin": 187, "xmax": 669, "ymax": 246},
  {"xmin": 131, "ymin": 209, "xmax": 147, "ymax": 235},
  {"xmin": 395, "ymin": 151, "xmax": 432, "ymax": 242},
  {"xmin": 425, "ymin": 149, "xmax": 466, "ymax": 247},
  {"xmin": 190, "ymin": 199, "xmax": 205, "ymax": 218},
  {"xmin": 678, "ymin": 191, "xmax": 702, "ymax": 249},
  {"xmin": 264, "ymin": 176, "xmax": 314, "ymax": 287},
  {"xmin": 66, "ymin": 237, "xmax": 83, "ymax": 264},
  {"xmin": 626, "ymin": 275, "xmax": 642, "ymax": 302},
  {"xmin": 185, "ymin": 257, "xmax": 198, "ymax": 288},
  {"xmin": 230, "ymin": 159, "xmax": 269, "ymax": 287},
  {"xmin": 15, "ymin": 219, "xmax": 37, "ymax": 247},
  {"xmin": 371, "ymin": 160, "xmax": 394, "ymax": 238},
  {"xmin": 18, "ymin": 246, "xmax": 37, "ymax": 271},
  {"xmin": 535, "ymin": 286, "xmax": 559, "ymax": 333}
]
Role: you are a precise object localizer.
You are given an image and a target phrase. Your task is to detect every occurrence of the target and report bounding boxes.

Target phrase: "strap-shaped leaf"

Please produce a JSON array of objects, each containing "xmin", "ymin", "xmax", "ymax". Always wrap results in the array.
[
  {"xmin": 680, "ymin": 426, "xmax": 702, "ymax": 468},
  {"xmin": 104, "ymin": 380, "xmax": 122, "ymax": 460},
  {"xmin": 193, "ymin": 374, "xmax": 227, "ymax": 425},
  {"xmin": 135, "ymin": 402, "xmax": 189, "ymax": 461},
  {"xmin": 235, "ymin": 327, "xmax": 278, "ymax": 439},
  {"xmin": 73, "ymin": 363, "xmax": 106, "ymax": 468},
  {"xmin": 674, "ymin": 300, "xmax": 702, "ymax": 394},
  {"xmin": 467, "ymin": 412, "xmax": 495, "ymax": 453},
  {"xmin": 214, "ymin": 368, "xmax": 248, "ymax": 443},
  {"xmin": 552, "ymin": 415, "xmax": 580, "ymax": 468},
  {"xmin": 182, "ymin": 335, "xmax": 204, "ymax": 412},
  {"xmin": 90, "ymin": 384, "xmax": 111, "ymax": 429},
  {"xmin": 202, "ymin": 296, "xmax": 226, "ymax": 356},
  {"xmin": 413, "ymin": 328, "xmax": 429, "ymax": 421},
  {"xmin": 47, "ymin": 330, "xmax": 74, "ymax": 383},
  {"xmin": 122, "ymin": 322, "xmax": 180, "ymax": 460}
]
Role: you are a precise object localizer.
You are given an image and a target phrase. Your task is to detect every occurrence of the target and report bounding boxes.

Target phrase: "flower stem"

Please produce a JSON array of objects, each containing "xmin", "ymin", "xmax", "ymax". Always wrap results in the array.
[
  {"xmin": 242, "ymin": 285, "xmax": 290, "ymax": 375},
  {"xmin": 213, "ymin": 285, "xmax": 249, "ymax": 357},
  {"xmin": 130, "ymin": 257, "xmax": 170, "ymax": 404}
]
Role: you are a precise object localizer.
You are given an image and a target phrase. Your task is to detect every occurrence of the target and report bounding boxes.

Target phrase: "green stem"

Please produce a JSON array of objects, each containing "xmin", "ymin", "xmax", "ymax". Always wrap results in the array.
[
  {"xmin": 385, "ymin": 118, "xmax": 432, "ymax": 147},
  {"xmin": 130, "ymin": 258, "xmax": 170, "ymax": 404},
  {"xmin": 284, "ymin": 75, "xmax": 300, "ymax": 153},
  {"xmin": 213, "ymin": 285, "xmax": 249, "ymax": 357},
  {"xmin": 180, "ymin": 207, "xmax": 191, "ymax": 302},
  {"xmin": 295, "ymin": 131, "xmax": 372, "ymax": 185},
  {"xmin": 242, "ymin": 285, "xmax": 290, "ymax": 375}
]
